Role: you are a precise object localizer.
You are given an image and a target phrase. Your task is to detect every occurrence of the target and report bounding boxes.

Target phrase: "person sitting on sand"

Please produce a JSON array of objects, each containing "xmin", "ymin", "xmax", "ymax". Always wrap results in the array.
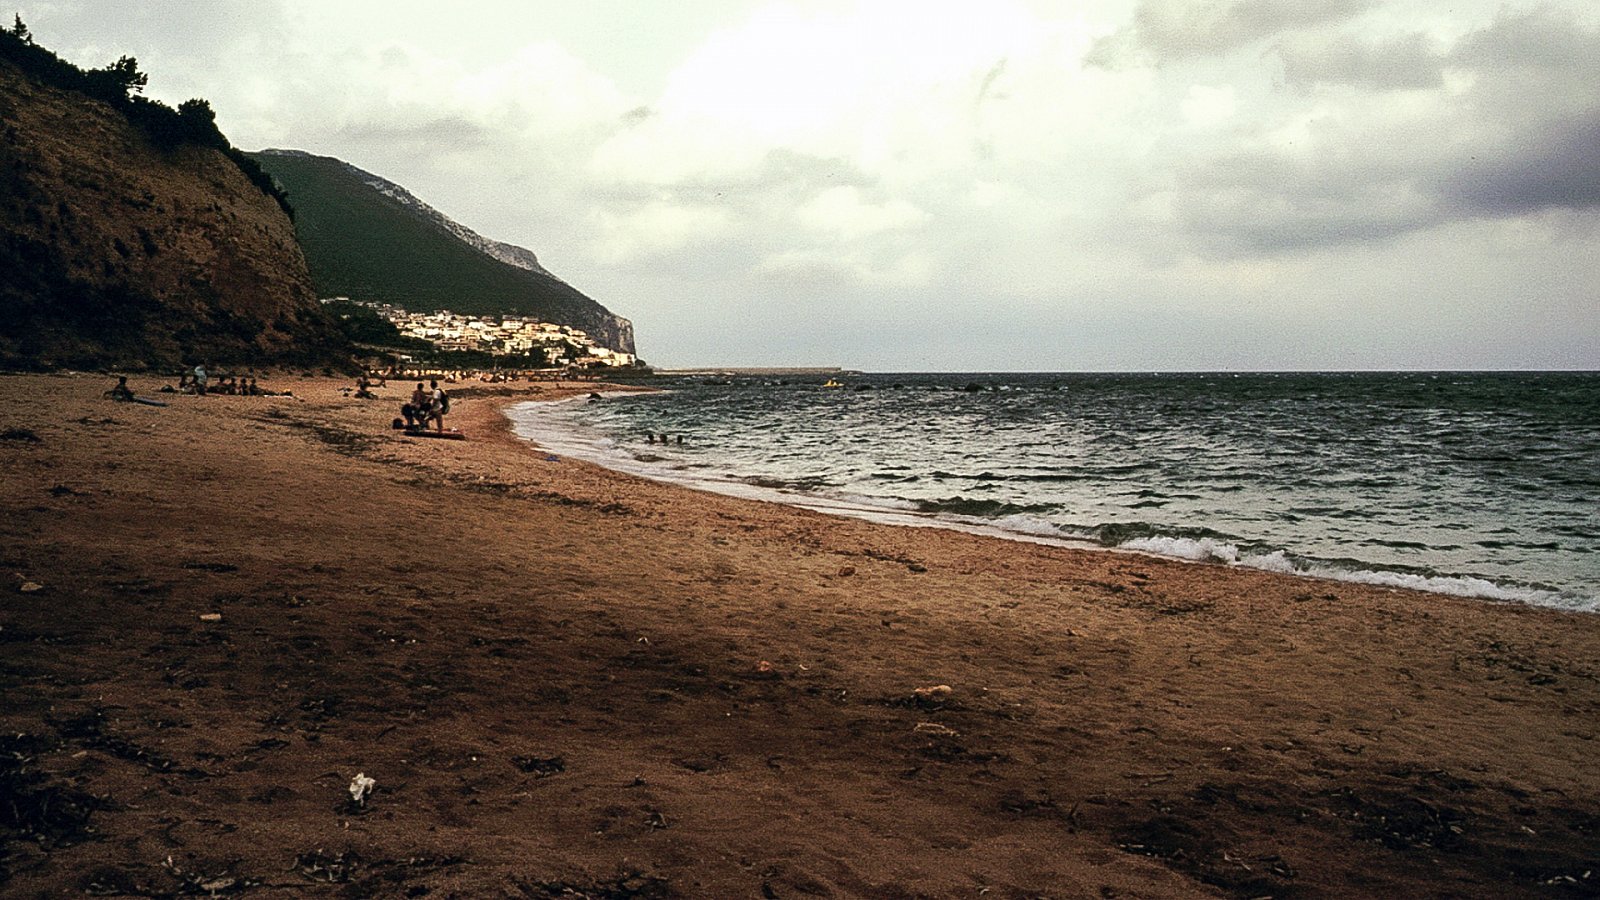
[
  {"xmin": 355, "ymin": 376, "xmax": 377, "ymax": 400},
  {"xmin": 107, "ymin": 376, "xmax": 135, "ymax": 402},
  {"xmin": 405, "ymin": 383, "xmax": 429, "ymax": 430}
]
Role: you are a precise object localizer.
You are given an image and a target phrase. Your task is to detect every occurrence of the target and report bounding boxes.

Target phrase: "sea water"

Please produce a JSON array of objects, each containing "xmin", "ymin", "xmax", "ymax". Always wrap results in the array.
[{"xmin": 507, "ymin": 372, "xmax": 1599, "ymax": 612}]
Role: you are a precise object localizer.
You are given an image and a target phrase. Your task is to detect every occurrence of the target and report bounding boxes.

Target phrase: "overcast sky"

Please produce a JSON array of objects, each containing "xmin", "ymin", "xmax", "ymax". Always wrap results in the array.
[{"xmin": 18, "ymin": 0, "xmax": 1600, "ymax": 370}]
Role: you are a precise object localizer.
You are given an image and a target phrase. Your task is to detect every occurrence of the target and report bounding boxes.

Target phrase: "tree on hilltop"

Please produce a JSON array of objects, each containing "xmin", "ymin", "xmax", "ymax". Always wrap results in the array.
[{"xmin": 0, "ymin": 19, "xmax": 293, "ymax": 218}]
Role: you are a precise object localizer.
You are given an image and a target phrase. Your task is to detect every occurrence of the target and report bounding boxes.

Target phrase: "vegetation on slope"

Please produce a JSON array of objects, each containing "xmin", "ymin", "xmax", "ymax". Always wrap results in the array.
[
  {"xmin": 0, "ymin": 16, "xmax": 290, "ymax": 218},
  {"xmin": 247, "ymin": 151, "xmax": 634, "ymax": 353}
]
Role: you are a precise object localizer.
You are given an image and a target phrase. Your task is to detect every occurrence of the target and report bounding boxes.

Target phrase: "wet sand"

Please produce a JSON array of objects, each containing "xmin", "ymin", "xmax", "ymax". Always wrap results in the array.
[{"xmin": 1, "ymin": 371, "xmax": 1597, "ymax": 898}]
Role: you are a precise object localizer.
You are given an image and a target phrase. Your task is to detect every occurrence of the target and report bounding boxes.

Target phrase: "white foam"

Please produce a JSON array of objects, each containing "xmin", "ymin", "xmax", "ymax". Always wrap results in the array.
[
  {"xmin": 1119, "ymin": 536, "xmax": 1595, "ymax": 612},
  {"xmin": 1283, "ymin": 564, "xmax": 1590, "ymax": 611},
  {"xmin": 1121, "ymin": 535, "xmax": 1244, "ymax": 563},
  {"xmin": 989, "ymin": 512, "xmax": 1074, "ymax": 539}
]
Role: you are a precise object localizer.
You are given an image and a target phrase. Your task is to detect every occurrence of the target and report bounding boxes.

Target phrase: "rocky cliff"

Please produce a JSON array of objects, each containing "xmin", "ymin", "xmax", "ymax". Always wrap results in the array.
[{"xmin": 0, "ymin": 58, "xmax": 346, "ymax": 370}]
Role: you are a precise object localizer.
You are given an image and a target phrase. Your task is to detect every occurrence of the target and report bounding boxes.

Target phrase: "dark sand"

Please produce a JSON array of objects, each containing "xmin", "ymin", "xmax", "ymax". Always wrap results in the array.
[{"xmin": 2, "ymin": 372, "xmax": 1597, "ymax": 898}]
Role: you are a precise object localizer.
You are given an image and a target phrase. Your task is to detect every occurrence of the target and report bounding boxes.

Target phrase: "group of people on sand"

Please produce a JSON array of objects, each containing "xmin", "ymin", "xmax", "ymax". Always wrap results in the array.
[
  {"xmin": 108, "ymin": 369, "xmax": 287, "ymax": 402},
  {"xmin": 168, "ymin": 365, "xmax": 276, "ymax": 396},
  {"xmin": 398, "ymin": 379, "xmax": 450, "ymax": 432}
]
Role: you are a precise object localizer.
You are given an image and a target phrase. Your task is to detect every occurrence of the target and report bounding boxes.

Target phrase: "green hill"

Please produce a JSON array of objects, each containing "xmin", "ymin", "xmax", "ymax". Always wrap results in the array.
[{"xmin": 246, "ymin": 149, "xmax": 634, "ymax": 354}]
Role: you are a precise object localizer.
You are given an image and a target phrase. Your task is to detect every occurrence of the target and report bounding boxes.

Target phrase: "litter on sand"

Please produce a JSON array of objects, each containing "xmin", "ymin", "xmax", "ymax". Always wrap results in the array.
[{"xmin": 348, "ymin": 773, "xmax": 375, "ymax": 806}]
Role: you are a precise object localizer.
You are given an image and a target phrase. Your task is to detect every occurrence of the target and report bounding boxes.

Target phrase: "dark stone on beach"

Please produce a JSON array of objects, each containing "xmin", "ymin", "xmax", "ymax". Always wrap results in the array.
[{"xmin": 512, "ymin": 754, "xmax": 566, "ymax": 777}]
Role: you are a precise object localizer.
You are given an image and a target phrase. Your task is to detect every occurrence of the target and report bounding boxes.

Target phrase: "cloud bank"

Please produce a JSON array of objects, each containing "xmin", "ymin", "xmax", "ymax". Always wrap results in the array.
[{"xmin": 19, "ymin": 0, "xmax": 1600, "ymax": 369}]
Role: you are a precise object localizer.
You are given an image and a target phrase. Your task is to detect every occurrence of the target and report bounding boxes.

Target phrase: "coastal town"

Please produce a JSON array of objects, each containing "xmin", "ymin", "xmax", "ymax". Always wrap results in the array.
[{"xmin": 335, "ymin": 299, "xmax": 639, "ymax": 368}]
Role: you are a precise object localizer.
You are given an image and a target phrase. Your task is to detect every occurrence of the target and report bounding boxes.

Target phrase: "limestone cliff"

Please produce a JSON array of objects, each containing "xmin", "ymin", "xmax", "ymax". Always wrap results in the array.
[{"xmin": 0, "ymin": 58, "xmax": 346, "ymax": 370}]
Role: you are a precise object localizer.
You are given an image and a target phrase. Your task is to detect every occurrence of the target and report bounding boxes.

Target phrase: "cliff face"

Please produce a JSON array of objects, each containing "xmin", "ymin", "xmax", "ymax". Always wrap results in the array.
[
  {"xmin": 250, "ymin": 149, "xmax": 636, "ymax": 356},
  {"xmin": 0, "ymin": 59, "xmax": 345, "ymax": 370}
]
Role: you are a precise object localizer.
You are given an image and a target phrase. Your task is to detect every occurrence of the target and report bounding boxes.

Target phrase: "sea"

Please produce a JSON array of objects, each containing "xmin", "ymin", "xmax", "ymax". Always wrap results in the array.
[{"xmin": 506, "ymin": 372, "xmax": 1599, "ymax": 613}]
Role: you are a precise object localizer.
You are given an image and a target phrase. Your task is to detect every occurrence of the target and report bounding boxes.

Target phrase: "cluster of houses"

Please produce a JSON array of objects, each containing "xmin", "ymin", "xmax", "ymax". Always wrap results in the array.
[{"xmin": 336, "ymin": 299, "xmax": 637, "ymax": 367}]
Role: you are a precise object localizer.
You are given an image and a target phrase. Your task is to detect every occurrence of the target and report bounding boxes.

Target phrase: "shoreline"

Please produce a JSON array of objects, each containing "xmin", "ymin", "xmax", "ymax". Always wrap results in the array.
[
  {"xmin": 3, "ymin": 372, "xmax": 1598, "ymax": 897},
  {"xmin": 505, "ymin": 392, "xmax": 1596, "ymax": 615}
]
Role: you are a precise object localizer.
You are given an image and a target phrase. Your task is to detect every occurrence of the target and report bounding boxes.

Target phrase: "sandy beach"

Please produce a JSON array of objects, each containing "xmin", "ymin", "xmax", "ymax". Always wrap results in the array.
[{"xmin": 2, "ymin": 371, "xmax": 1597, "ymax": 898}]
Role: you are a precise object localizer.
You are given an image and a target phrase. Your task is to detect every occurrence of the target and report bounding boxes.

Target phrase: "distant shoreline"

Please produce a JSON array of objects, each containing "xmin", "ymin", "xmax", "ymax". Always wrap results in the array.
[{"xmin": 652, "ymin": 366, "xmax": 854, "ymax": 376}]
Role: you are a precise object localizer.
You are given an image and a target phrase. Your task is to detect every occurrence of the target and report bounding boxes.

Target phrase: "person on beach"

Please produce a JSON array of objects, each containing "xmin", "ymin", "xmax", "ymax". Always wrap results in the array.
[
  {"xmin": 406, "ymin": 382, "xmax": 429, "ymax": 429},
  {"xmin": 429, "ymin": 379, "xmax": 448, "ymax": 431},
  {"xmin": 192, "ymin": 364, "xmax": 208, "ymax": 396},
  {"xmin": 107, "ymin": 376, "xmax": 135, "ymax": 402}
]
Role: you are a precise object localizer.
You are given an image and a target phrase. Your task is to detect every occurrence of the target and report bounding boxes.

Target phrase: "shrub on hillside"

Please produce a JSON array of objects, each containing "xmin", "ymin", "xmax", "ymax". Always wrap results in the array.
[{"xmin": 1, "ymin": 17, "xmax": 292, "ymax": 218}]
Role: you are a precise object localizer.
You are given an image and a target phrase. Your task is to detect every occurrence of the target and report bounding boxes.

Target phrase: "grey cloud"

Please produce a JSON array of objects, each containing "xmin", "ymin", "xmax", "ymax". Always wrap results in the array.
[
  {"xmin": 1435, "ymin": 7, "xmax": 1600, "ymax": 216},
  {"xmin": 331, "ymin": 117, "xmax": 495, "ymax": 153},
  {"xmin": 1444, "ymin": 6, "xmax": 1600, "ymax": 129},
  {"xmin": 587, "ymin": 148, "xmax": 870, "ymax": 215},
  {"xmin": 1439, "ymin": 114, "xmax": 1600, "ymax": 216},
  {"xmin": 1276, "ymin": 31, "xmax": 1444, "ymax": 90},
  {"xmin": 582, "ymin": 148, "xmax": 881, "ymax": 284},
  {"xmin": 1451, "ymin": 5, "xmax": 1600, "ymax": 74},
  {"xmin": 32, "ymin": 1, "xmax": 294, "ymax": 69},
  {"xmin": 1153, "ymin": 151, "xmax": 1438, "ymax": 257},
  {"xmin": 1140, "ymin": 6, "xmax": 1600, "ymax": 259},
  {"xmin": 1089, "ymin": 0, "xmax": 1375, "ymax": 66}
]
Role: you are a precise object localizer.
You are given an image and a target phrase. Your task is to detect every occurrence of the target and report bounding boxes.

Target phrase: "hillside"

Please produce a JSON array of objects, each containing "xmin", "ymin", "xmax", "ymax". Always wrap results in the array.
[
  {"xmin": 0, "ymin": 50, "xmax": 346, "ymax": 371},
  {"xmin": 248, "ymin": 150, "xmax": 635, "ymax": 354}
]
